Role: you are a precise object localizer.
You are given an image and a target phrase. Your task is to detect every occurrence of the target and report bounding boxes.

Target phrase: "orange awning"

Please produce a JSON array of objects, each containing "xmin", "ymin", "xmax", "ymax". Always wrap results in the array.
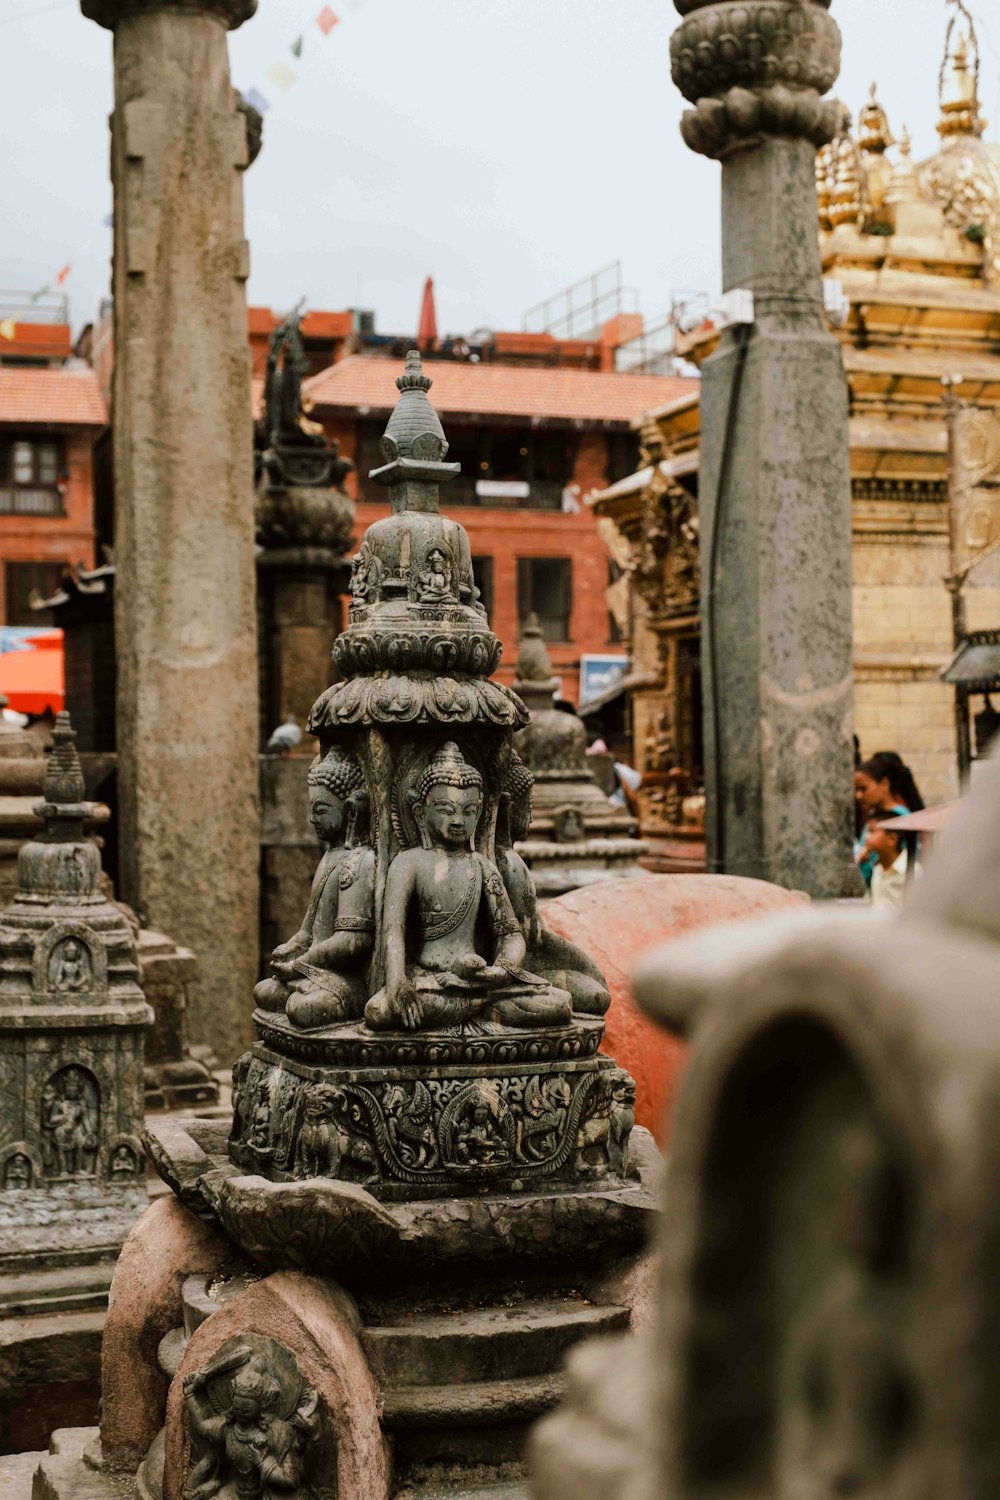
[{"xmin": 0, "ymin": 633, "xmax": 64, "ymax": 716}]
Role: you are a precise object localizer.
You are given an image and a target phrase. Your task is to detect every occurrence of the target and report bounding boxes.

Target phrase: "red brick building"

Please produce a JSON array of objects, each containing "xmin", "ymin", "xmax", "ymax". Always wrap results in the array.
[
  {"xmin": 303, "ymin": 354, "xmax": 694, "ymax": 703},
  {"xmin": 0, "ymin": 317, "xmax": 106, "ymax": 623}
]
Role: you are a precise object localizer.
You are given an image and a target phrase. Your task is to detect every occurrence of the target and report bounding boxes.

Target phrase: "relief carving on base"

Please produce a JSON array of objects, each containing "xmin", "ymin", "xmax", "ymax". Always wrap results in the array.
[{"xmin": 183, "ymin": 1333, "xmax": 336, "ymax": 1500}]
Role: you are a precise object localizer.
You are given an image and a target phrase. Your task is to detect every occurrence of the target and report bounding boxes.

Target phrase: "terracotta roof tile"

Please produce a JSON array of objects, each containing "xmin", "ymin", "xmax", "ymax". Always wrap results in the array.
[
  {"xmin": 0, "ymin": 367, "xmax": 107, "ymax": 428},
  {"xmin": 305, "ymin": 355, "xmax": 697, "ymax": 426}
]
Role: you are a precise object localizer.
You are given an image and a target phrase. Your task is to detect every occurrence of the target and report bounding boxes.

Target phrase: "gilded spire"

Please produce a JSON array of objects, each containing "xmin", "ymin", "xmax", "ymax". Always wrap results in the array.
[
  {"xmin": 858, "ymin": 82, "xmax": 893, "ymax": 156},
  {"xmin": 828, "ymin": 125, "xmax": 865, "ymax": 229},
  {"xmin": 886, "ymin": 127, "xmax": 921, "ymax": 207},
  {"xmin": 938, "ymin": 0, "xmax": 986, "ymax": 139}
]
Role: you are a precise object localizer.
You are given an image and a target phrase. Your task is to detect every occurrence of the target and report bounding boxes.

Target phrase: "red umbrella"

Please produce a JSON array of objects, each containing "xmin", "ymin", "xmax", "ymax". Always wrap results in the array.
[{"xmin": 0, "ymin": 632, "xmax": 64, "ymax": 715}]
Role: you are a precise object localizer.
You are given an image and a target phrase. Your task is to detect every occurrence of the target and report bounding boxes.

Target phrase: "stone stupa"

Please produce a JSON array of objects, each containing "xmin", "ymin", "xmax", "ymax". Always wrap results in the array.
[{"xmin": 512, "ymin": 614, "xmax": 648, "ymax": 896}]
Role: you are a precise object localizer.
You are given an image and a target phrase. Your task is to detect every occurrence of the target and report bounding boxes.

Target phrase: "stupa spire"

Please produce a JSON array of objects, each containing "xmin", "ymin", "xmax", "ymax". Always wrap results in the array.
[{"xmin": 938, "ymin": 0, "xmax": 986, "ymax": 139}]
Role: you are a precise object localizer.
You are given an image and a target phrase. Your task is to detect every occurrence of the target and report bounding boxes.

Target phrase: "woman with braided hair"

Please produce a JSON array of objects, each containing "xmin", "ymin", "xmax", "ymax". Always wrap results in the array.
[{"xmin": 254, "ymin": 745, "xmax": 375, "ymax": 1030}]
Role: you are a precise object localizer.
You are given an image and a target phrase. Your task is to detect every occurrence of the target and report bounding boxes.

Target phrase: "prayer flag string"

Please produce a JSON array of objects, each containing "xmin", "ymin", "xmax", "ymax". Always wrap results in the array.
[{"xmin": 242, "ymin": 0, "xmax": 356, "ymax": 116}]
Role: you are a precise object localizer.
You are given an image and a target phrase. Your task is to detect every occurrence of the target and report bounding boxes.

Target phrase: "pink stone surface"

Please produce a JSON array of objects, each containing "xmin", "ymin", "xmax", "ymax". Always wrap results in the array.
[
  {"xmin": 164, "ymin": 1272, "xmax": 390, "ymax": 1500},
  {"xmin": 544, "ymin": 874, "xmax": 809, "ymax": 1145},
  {"xmin": 100, "ymin": 1195, "xmax": 228, "ymax": 1472}
]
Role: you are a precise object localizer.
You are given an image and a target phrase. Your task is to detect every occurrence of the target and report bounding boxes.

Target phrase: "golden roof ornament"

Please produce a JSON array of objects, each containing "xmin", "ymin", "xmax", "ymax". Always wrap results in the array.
[
  {"xmin": 828, "ymin": 124, "xmax": 865, "ymax": 229},
  {"xmin": 938, "ymin": 0, "xmax": 986, "ymax": 139},
  {"xmin": 886, "ymin": 127, "xmax": 921, "ymax": 206},
  {"xmin": 859, "ymin": 82, "xmax": 893, "ymax": 155}
]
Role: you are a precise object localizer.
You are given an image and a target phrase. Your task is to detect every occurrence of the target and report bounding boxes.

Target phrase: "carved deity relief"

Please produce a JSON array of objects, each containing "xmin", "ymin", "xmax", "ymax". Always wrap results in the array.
[
  {"xmin": 48, "ymin": 936, "xmax": 92, "ymax": 993},
  {"xmin": 40, "ymin": 1065, "xmax": 99, "ymax": 1178},
  {"xmin": 109, "ymin": 1140, "xmax": 142, "ymax": 1179},
  {"xmin": 415, "ymin": 545, "xmax": 455, "ymax": 604},
  {"xmin": 182, "ymin": 1334, "xmax": 335, "ymax": 1500},
  {"xmin": 3, "ymin": 1151, "xmax": 32, "ymax": 1191},
  {"xmin": 348, "ymin": 542, "xmax": 383, "ymax": 606}
]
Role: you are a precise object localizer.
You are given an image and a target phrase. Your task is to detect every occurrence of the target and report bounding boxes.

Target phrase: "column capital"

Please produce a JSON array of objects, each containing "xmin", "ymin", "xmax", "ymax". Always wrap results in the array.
[
  {"xmin": 81, "ymin": 0, "xmax": 255, "ymax": 31},
  {"xmin": 671, "ymin": 1, "xmax": 846, "ymax": 159}
]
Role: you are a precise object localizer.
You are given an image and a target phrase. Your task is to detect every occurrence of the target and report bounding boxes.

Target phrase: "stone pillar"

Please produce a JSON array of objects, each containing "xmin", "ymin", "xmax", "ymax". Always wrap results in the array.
[
  {"xmin": 672, "ymin": 0, "xmax": 858, "ymax": 897},
  {"xmin": 81, "ymin": 0, "xmax": 260, "ymax": 1060}
]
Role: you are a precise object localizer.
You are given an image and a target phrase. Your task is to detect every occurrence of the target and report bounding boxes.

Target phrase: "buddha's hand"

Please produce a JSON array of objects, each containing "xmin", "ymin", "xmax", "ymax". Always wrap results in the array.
[
  {"xmin": 272, "ymin": 936, "xmax": 305, "ymax": 963},
  {"xmin": 451, "ymin": 954, "xmax": 487, "ymax": 980},
  {"xmin": 479, "ymin": 965, "xmax": 509, "ymax": 987},
  {"xmin": 389, "ymin": 982, "xmax": 424, "ymax": 1030},
  {"xmin": 271, "ymin": 959, "xmax": 302, "ymax": 982}
]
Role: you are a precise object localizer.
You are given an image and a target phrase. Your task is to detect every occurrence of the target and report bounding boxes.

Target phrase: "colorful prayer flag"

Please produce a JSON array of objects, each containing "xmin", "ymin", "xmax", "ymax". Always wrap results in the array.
[
  {"xmin": 29, "ymin": 285, "xmax": 50, "ymax": 304},
  {"xmin": 54, "ymin": 264, "xmax": 72, "ymax": 286},
  {"xmin": 0, "ymin": 320, "xmax": 15, "ymax": 341},
  {"xmin": 243, "ymin": 86, "xmax": 270, "ymax": 114},
  {"xmin": 316, "ymin": 6, "xmax": 339, "ymax": 35},
  {"xmin": 102, "ymin": 213, "xmax": 113, "ymax": 228},
  {"xmin": 265, "ymin": 59, "xmax": 298, "ymax": 92},
  {"xmin": 290, "ymin": 34, "xmax": 303, "ymax": 57}
]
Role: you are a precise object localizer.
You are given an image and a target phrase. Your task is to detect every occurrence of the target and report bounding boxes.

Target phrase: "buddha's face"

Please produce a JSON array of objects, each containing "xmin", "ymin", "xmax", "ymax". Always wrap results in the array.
[
  {"xmin": 421, "ymin": 781, "xmax": 482, "ymax": 849},
  {"xmin": 308, "ymin": 784, "xmax": 346, "ymax": 843}
]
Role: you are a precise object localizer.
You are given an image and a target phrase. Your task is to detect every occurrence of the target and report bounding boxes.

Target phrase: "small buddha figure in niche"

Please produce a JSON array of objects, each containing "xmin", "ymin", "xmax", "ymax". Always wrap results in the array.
[
  {"xmin": 416, "ymin": 546, "xmax": 454, "ymax": 603},
  {"xmin": 254, "ymin": 748, "xmax": 375, "ymax": 1031},
  {"xmin": 495, "ymin": 754, "xmax": 611, "ymax": 1017},
  {"xmin": 4, "ymin": 1152, "xmax": 31, "ymax": 1190},
  {"xmin": 365, "ymin": 742, "xmax": 572, "ymax": 1033}
]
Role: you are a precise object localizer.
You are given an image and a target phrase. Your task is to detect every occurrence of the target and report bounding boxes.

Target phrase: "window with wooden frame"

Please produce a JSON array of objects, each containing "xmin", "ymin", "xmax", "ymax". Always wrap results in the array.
[
  {"xmin": 517, "ymin": 557, "xmax": 572, "ymax": 643},
  {"xmin": 0, "ymin": 437, "xmax": 65, "ymax": 517}
]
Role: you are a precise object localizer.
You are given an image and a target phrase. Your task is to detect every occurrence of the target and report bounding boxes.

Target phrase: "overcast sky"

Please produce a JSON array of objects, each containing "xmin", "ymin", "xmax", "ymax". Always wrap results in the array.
[{"xmin": 3, "ymin": 0, "xmax": 1000, "ymax": 341}]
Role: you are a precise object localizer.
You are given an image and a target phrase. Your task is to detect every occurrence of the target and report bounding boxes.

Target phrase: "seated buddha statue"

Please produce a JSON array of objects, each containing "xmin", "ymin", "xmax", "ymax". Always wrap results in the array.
[
  {"xmin": 365, "ymin": 742, "xmax": 572, "ymax": 1033},
  {"xmin": 496, "ymin": 753, "xmax": 611, "ymax": 1017},
  {"xmin": 254, "ymin": 748, "xmax": 375, "ymax": 1030}
]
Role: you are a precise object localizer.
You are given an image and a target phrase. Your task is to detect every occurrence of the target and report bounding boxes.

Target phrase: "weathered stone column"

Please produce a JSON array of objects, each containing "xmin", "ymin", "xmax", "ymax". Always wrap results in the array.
[
  {"xmin": 81, "ymin": 0, "xmax": 260, "ymax": 1059},
  {"xmin": 672, "ymin": 0, "xmax": 858, "ymax": 897}
]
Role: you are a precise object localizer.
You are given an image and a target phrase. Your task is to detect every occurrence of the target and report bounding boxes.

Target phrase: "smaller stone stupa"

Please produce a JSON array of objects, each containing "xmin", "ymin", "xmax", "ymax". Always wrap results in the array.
[
  {"xmin": 0, "ymin": 710, "xmax": 152, "ymax": 1260},
  {"xmin": 512, "ymin": 614, "xmax": 648, "ymax": 896},
  {"xmin": 0, "ymin": 695, "xmax": 46, "ymax": 907}
]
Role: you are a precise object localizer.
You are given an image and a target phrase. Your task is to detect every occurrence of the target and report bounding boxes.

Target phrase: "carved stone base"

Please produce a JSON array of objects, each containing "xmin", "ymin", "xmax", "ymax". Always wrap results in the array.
[
  {"xmin": 143, "ymin": 1114, "xmax": 659, "ymax": 1283},
  {"xmin": 228, "ymin": 1015, "xmax": 634, "ymax": 1203}
]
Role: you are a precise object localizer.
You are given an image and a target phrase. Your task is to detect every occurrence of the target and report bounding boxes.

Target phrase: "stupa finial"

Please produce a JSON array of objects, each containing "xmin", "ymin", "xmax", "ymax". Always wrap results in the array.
[
  {"xmin": 939, "ymin": 0, "xmax": 986, "ymax": 138},
  {"xmin": 44, "ymin": 711, "xmax": 86, "ymax": 809},
  {"xmin": 859, "ymin": 82, "xmax": 893, "ymax": 156},
  {"xmin": 370, "ymin": 348, "xmax": 459, "ymax": 508}
]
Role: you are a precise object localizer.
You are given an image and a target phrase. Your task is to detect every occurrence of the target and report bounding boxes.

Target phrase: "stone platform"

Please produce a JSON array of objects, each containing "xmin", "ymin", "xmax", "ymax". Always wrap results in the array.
[{"xmin": 144, "ymin": 1110, "xmax": 659, "ymax": 1282}]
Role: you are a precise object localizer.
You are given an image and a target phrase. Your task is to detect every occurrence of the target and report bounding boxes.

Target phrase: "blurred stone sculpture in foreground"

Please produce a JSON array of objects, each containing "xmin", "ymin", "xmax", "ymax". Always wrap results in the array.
[{"xmin": 530, "ymin": 746, "xmax": 1000, "ymax": 1499}]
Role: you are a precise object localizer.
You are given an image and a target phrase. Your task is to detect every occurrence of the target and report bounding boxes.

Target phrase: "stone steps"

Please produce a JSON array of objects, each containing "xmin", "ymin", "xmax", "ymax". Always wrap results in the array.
[
  {"xmin": 0, "ymin": 1261, "xmax": 116, "ymax": 1319},
  {"xmin": 368, "ymin": 1292, "xmax": 627, "ymax": 1485},
  {"xmin": 363, "ymin": 1296, "xmax": 628, "ymax": 1389}
]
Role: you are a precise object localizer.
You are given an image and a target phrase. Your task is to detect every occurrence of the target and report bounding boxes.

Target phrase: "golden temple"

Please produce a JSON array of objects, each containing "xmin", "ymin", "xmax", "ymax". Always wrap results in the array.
[{"xmin": 593, "ymin": 0, "xmax": 1000, "ymax": 840}]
